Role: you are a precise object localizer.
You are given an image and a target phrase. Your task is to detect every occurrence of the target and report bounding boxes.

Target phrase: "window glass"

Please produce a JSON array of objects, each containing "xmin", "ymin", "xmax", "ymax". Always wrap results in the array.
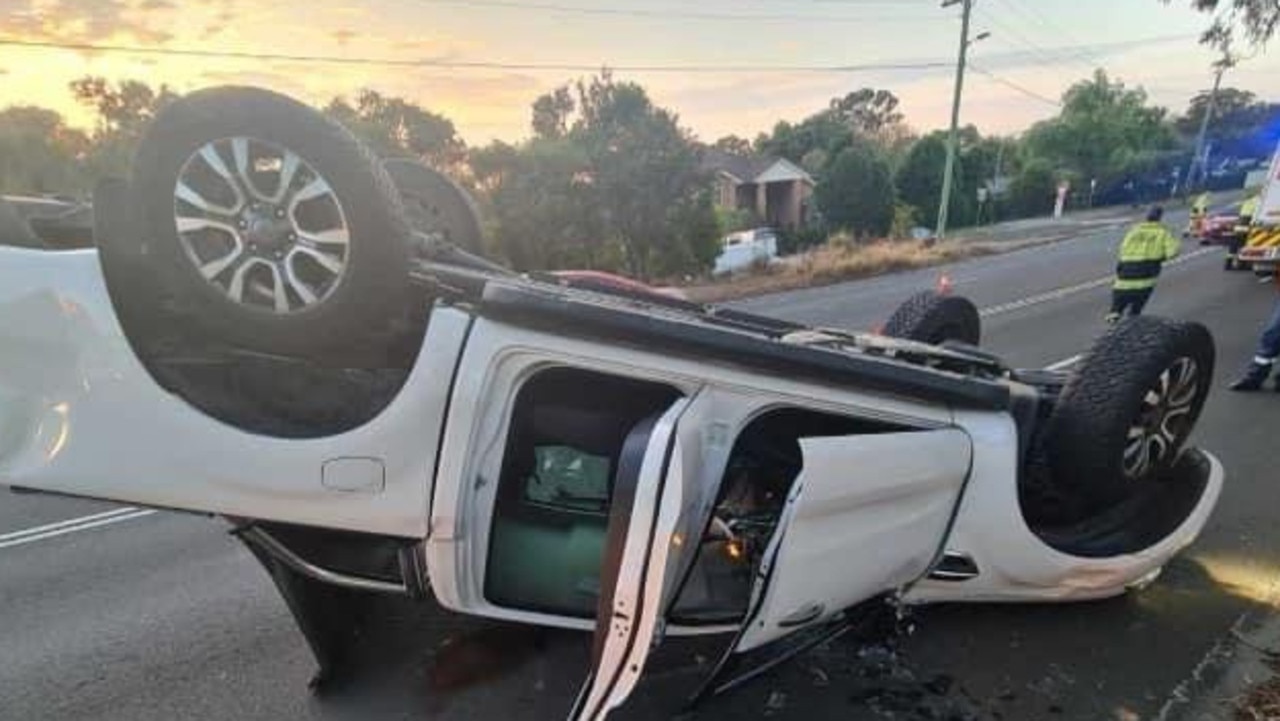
[{"xmin": 524, "ymin": 445, "xmax": 612, "ymax": 514}]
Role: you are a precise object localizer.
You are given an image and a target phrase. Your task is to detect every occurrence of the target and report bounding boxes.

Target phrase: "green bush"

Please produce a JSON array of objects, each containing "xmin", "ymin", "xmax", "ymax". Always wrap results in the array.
[
  {"xmin": 814, "ymin": 142, "xmax": 895, "ymax": 237},
  {"xmin": 889, "ymin": 202, "xmax": 918, "ymax": 239},
  {"xmin": 1009, "ymin": 160, "xmax": 1057, "ymax": 218}
]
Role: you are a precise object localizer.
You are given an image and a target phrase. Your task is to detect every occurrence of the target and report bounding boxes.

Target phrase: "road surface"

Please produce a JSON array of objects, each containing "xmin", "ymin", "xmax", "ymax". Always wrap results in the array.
[{"xmin": 3, "ymin": 205, "xmax": 1278, "ymax": 721}]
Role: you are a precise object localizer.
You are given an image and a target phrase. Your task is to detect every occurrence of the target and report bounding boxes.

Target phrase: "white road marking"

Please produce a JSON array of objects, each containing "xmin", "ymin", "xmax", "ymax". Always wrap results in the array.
[
  {"xmin": 0, "ymin": 506, "xmax": 143, "ymax": 543},
  {"xmin": 978, "ymin": 247, "xmax": 1216, "ymax": 318},
  {"xmin": 1045, "ymin": 354, "xmax": 1082, "ymax": 371},
  {"xmin": 0, "ymin": 507, "xmax": 157, "ymax": 551}
]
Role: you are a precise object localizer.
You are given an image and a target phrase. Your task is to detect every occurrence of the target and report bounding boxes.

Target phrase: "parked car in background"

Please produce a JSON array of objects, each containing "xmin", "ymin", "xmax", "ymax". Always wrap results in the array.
[
  {"xmin": 1194, "ymin": 208, "xmax": 1241, "ymax": 246},
  {"xmin": 713, "ymin": 227, "xmax": 778, "ymax": 275}
]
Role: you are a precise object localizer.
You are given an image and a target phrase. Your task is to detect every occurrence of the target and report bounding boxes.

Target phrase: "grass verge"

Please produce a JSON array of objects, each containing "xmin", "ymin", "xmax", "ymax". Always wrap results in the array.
[{"xmin": 682, "ymin": 235, "xmax": 1064, "ymax": 304}]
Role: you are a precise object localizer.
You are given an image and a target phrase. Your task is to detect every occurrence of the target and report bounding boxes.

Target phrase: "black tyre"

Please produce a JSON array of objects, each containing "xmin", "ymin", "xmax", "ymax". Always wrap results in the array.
[
  {"xmin": 882, "ymin": 290, "xmax": 981, "ymax": 346},
  {"xmin": 128, "ymin": 86, "xmax": 412, "ymax": 360},
  {"xmin": 0, "ymin": 198, "xmax": 44, "ymax": 249},
  {"xmin": 382, "ymin": 159, "xmax": 484, "ymax": 255},
  {"xmin": 1047, "ymin": 316, "xmax": 1214, "ymax": 509}
]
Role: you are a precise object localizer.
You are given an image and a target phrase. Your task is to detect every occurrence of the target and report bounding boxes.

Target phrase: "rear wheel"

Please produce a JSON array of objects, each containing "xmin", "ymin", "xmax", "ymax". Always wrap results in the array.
[
  {"xmin": 128, "ymin": 86, "xmax": 412, "ymax": 362},
  {"xmin": 1047, "ymin": 316, "xmax": 1214, "ymax": 509},
  {"xmin": 882, "ymin": 290, "xmax": 981, "ymax": 346}
]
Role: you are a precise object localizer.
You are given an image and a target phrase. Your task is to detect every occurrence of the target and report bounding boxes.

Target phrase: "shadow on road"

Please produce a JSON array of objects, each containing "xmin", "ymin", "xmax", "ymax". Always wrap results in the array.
[{"xmin": 263, "ymin": 553, "xmax": 1278, "ymax": 721}]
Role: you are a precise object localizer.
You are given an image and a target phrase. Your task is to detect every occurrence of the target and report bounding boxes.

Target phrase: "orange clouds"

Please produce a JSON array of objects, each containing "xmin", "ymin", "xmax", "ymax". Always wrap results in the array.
[{"xmin": 1, "ymin": 0, "xmax": 174, "ymax": 45}]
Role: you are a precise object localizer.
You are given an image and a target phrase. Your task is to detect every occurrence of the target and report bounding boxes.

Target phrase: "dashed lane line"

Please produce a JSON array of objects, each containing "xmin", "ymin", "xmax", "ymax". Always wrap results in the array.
[{"xmin": 978, "ymin": 247, "xmax": 1216, "ymax": 319}]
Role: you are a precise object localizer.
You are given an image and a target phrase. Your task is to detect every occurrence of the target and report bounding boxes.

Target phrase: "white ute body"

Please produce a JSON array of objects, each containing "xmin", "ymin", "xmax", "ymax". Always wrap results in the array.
[{"xmin": 0, "ymin": 246, "xmax": 1223, "ymax": 719}]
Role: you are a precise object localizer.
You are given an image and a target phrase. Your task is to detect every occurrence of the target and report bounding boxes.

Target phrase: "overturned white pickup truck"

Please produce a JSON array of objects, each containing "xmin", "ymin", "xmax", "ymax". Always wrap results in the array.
[{"xmin": 0, "ymin": 87, "xmax": 1222, "ymax": 719}]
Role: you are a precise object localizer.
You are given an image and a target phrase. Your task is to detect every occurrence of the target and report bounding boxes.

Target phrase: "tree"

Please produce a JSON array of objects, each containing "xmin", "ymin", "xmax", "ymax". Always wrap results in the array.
[
  {"xmin": 561, "ymin": 72, "xmax": 714, "ymax": 277},
  {"xmin": 488, "ymin": 72, "xmax": 717, "ymax": 278},
  {"xmin": 70, "ymin": 77, "xmax": 177, "ymax": 138},
  {"xmin": 654, "ymin": 189, "xmax": 721, "ymax": 277},
  {"xmin": 1163, "ymin": 0, "xmax": 1280, "ymax": 49},
  {"xmin": 895, "ymin": 133, "xmax": 974, "ymax": 229},
  {"xmin": 531, "ymin": 86, "xmax": 574, "ymax": 140},
  {"xmin": 814, "ymin": 142, "xmax": 894, "ymax": 237},
  {"xmin": 325, "ymin": 89, "xmax": 465, "ymax": 170},
  {"xmin": 827, "ymin": 88, "xmax": 905, "ymax": 135},
  {"xmin": 1022, "ymin": 71, "xmax": 1176, "ymax": 185},
  {"xmin": 471, "ymin": 138, "xmax": 608, "ymax": 271},
  {"xmin": 0, "ymin": 107, "xmax": 89, "ymax": 194},
  {"xmin": 712, "ymin": 135, "xmax": 753, "ymax": 155},
  {"xmin": 755, "ymin": 88, "xmax": 909, "ymax": 179},
  {"xmin": 1175, "ymin": 87, "xmax": 1279, "ymax": 158},
  {"xmin": 70, "ymin": 76, "xmax": 177, "ymax": 181},
  {"xmin": 756, "ymin": 112, "xmax": 850, "ymax": 170},
  {"xmin": 1009, "ymin": 159, "xmax": 1058, "ymax": 217}
]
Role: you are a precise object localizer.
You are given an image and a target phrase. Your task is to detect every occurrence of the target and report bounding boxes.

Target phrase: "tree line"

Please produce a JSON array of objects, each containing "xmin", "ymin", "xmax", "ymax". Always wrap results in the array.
[{"xmin": 2, "ymin": 71, "xmax": 1277, "ymax": 278}]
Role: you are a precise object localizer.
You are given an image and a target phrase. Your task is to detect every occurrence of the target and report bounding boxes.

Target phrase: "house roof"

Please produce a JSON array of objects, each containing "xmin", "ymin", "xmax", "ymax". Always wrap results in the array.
[{"xmin": 702, "ymin": 149, "xmax": 814, "ymax": 185}]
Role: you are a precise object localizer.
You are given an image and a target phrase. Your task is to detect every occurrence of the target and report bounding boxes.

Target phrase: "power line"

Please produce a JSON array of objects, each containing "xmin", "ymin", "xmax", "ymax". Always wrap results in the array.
[
  {"xmin": 975, "ymin": 32, "xmax": 1196, "ymax": 72},
  {"xmin": 0, "ymin": 33, "xmax": 1198, "ymax": 76},
  {"xmin": 992, "ymin": 0, "xmax": 1101, "ymax": 70},
  {"xmin": 0, "ymin": 37, "xmax": 954, "ymax": 74},
  {"xmin": 416, "ymin": 0, "xmax": 940, "ymax": 23},
  {"xmin": 970, "ymin": 65, "xmax": 1062, "ymax": 106},
  {"xmin": 973, "ymin": 5, "xmax": 1093, "ymax": 74}
]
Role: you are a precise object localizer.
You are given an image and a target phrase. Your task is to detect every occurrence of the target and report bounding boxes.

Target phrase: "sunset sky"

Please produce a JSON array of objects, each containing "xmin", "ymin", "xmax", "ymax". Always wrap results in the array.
[{"xmin": 0, "ymin": 0, "xmax": 1276, "ymax": 146}]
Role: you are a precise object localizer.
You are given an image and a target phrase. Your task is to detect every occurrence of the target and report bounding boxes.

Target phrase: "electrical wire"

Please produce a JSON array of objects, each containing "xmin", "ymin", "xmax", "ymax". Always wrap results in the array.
[
  {"xmin": 414, "ymin": 0, "xmax": 941, "ymax": 23},
  {"xmin": 0, "ymin": 38, "xmax": 954, "ymax": 73},
  {"xmin": 991, "ymin": 0, "xmax": 1102, "ymax": 70},
  {"xmin": 973, "ymin": 5, "xmax": 1093, "ymax": 74},
  {"xmin": 970, "ymin": 64, "xmax": 1062, "ymax": 107}
]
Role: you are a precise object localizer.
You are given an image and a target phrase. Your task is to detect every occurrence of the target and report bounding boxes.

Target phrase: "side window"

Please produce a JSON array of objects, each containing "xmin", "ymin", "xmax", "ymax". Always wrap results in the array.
[{"xmin": 485, "ymin": 368, "xmax": 681, "ymax": 617}]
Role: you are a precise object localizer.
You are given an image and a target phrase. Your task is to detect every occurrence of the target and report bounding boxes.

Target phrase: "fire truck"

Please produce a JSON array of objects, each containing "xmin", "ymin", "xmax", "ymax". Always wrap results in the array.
[{"xmin": 1237, "ymin": 140, "xmax": 1280, "ymax": 275}]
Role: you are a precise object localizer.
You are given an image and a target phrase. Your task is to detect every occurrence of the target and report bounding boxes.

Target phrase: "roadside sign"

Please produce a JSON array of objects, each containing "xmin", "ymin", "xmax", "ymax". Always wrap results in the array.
[{"xmin": 1053, "ymin": 181, "xmax": 1070, "ymax": 219}]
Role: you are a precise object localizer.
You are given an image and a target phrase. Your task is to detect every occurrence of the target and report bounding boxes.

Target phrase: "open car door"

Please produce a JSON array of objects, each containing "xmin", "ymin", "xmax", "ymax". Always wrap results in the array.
[
  {"xmin": 730, "ymin": 430, "xmax": 972, "ymax": 653},
  {"xmin": 569, "ymin": 390, "xmax": 741, "ymax": 721},
  {"xmin": 683, "ymin": 428, "xmax": 973, "ymax": 702},
  {"xmin": 570, "ymin": 400, "xmax": 973, "ymax": 719}
]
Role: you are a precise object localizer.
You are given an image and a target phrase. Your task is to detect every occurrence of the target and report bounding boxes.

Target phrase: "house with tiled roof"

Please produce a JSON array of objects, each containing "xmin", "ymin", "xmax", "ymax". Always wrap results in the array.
[{"xmin": 702, "ymin": 148, "xmax": 815, "ymax": 230}]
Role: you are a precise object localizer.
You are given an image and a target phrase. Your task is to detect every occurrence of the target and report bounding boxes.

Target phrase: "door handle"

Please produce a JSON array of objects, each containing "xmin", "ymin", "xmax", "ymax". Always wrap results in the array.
[{"xmin": 778, "ymin": 602, "xmax": 825, "ymax": 628}]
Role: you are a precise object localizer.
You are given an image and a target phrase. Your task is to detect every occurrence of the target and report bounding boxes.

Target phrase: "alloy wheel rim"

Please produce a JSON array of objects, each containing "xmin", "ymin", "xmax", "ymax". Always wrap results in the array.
[
  {"xmin": 172, "ymin": 137, "xmax": 350, "ymax": 315},
  {"xmin": 1122, "ymin": 356, "xmax": 1199, "ymax": 480}
]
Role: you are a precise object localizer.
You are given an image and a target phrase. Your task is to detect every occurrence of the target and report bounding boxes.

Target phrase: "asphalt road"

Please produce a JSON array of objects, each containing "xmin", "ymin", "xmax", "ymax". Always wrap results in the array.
[{"xmin": 4, "ymin": 205, "xmax": 1280, "ymax": 721}]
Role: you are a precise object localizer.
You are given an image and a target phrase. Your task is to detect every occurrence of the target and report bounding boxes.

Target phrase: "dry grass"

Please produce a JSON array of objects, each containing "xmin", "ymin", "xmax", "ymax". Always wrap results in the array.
[{"xmin": 681, "ymin": 235, "xmax": 1057, "ymax": 304}]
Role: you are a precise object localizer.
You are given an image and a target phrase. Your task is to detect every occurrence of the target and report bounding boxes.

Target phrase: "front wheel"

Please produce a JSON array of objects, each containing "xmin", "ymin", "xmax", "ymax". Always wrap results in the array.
[
  {"xmin": 882, "ymin": 290, "xmax": 981, "ymax": 346},
  {"xmin": 1046, "ymin": 316, "xmax": 1215, "ymax": 509}
]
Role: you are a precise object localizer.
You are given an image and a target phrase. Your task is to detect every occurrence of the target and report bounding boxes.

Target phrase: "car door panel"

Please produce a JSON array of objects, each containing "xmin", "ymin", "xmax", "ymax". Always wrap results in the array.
[
  {"xmin": 736, "ymin": 428, "xmax": 972, "ymax": 651},
  {"xmin": 570, "ymin": 400, "xmax": 687, "ymax": 721}
]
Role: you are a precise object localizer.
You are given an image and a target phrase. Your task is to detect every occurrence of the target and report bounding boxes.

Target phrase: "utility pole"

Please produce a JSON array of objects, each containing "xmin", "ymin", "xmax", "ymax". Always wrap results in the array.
[
  {"xmin": 1185, "ymin": 51, "xmax": 1237, "ymax": 195},
  {"xmin": 936, "ymin": 0, "xmax": 985, "ymax": 239},
  {"xmin": 992, "ymin": 140, "xmax": 1004, "ymax": 222}
]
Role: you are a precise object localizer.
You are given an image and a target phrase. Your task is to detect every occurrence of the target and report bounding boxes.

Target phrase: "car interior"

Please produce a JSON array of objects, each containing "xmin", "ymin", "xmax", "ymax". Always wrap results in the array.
[{"xmin": 485, "ymin": 367, "xmax": 913, "ymax": 622}]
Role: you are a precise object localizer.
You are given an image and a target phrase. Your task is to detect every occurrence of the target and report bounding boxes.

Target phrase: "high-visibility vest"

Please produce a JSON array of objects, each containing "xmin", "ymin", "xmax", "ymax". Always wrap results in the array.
[
  {"xmin": 1191, "ymin": 193, "xmax": 1211, "ymax": 216},
  {"xmin": 1241, "ymin": 196, "xmax": 1260, "ymax": 219},
  {"xmin": 1114, "ymin": 221, "xmax": 1181, "ymax": 290},
  {"xmin": 1236, "ymin": 196, "xmax": 1261, "ymax": 233}
]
